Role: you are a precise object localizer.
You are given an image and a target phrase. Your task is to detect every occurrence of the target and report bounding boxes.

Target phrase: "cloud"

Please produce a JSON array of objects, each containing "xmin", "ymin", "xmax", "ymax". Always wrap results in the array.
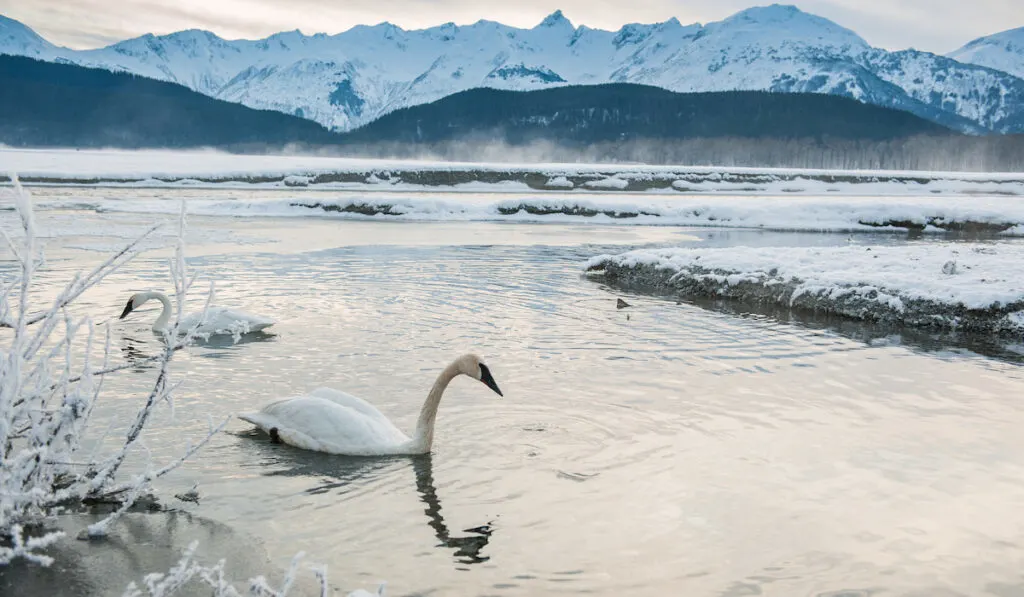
[{"xmin": 0, "ymin": 0, "xmax": 1020, "ymax": 53}]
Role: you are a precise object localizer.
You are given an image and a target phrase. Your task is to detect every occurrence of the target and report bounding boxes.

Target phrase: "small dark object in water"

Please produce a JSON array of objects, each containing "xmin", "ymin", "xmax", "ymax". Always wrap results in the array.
[
  {"xmin": 616, "ymin": 298, "xmax": 631, "ymax": 309},
  {"xmin": 174, "ymin": 484, "xmax": 200, "ymax": 504},
  {"xmin": 269, "ymin": 427, "xmax": 281, "ymax": 443}
]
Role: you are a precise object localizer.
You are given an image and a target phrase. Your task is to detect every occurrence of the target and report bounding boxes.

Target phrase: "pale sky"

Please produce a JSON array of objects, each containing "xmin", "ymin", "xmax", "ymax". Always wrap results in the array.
[{"xmin": 2, "ymin": 0, "xmax": 1021, "ymax": 54}]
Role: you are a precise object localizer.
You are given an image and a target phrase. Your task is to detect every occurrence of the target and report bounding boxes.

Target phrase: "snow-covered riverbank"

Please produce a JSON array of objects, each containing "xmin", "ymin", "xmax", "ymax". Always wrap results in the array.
[
  {"xmin": 14, "ymin": 187, "xmax": 1024, "ymax": 235},
  {"xmin": 3, "ymin": 148, "xmax": 1024, "ymax": 196},
  {"xmin": 585, "ymin": 244, "xmax": 1024, "ymax": 335}
]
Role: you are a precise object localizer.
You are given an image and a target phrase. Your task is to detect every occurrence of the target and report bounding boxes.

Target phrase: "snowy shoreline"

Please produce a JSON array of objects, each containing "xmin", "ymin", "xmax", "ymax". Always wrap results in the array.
[
  {"xmin": 3, "ymin": 148, "xmax": 1024, "ymax": 196},
  {"xmin": 18, "ymin": 191, "xmax": 1024, "ymax": 235},
  {"xmin": 585, "ymin": 244, "xmax": 1024, "ymax": 336}
]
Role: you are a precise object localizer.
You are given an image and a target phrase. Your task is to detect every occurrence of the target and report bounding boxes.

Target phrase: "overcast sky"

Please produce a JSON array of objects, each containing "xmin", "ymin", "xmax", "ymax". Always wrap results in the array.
[{"xmin": 2, "ymin": 0, "xmax": 1021, "ymax": 54}]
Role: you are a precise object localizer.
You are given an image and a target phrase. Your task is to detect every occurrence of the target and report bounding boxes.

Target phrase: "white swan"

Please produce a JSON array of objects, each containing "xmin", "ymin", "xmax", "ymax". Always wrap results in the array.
[
  {"xmin": 119, "ymin": 291, "xmax": 274, "ymax": 337},
  {"xmin": 238, "ymin": 353, "xmax": 503, "ymax": 456}
]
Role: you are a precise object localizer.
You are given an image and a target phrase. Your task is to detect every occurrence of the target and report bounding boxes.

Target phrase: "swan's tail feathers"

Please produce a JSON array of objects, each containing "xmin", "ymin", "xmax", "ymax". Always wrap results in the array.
[
  {"xmin": 237, "ymin": 411, "xmax": 277, "ymax": 432},
  {"xmin": 237, "ymin": 412, "xmax": 260, "ymax": 426}
]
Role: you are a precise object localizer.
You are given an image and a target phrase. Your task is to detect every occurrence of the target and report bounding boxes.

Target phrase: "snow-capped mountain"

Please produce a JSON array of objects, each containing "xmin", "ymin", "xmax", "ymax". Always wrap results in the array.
[
  {"xmin": 950, "ymin": 27, "xmax": 1024, "ymax": 80},
  {"xmin": 0, "ymin": 14, "xmax": 56, "ymax": 58},
  {"xmin": 2, "ymin": 5, "xmax": 1024, "ymax": 133}
]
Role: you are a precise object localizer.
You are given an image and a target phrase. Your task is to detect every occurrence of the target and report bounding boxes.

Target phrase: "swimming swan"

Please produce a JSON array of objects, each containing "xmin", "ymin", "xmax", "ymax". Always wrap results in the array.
[
  {"xmin": 119, "ymin": 291, "xmax": 274, "ymax": 337},
  {"xmin": 238, "ymin": 353, "xmax": 503, "ymax": 456}
]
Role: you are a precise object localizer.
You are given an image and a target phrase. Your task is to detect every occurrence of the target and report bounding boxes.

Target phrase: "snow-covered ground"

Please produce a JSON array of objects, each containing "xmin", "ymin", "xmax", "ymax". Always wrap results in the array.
[
  {"xmin": 17, "ymin": 186, "xmax": 1024, "ymax": 236},
  {"xmin": 585, "ymin": 244, "xmax": 1024, "ymax": 334},
  {"xmin": 4, "ymin": 148, "xmax": 1024, "ymax": 197}
]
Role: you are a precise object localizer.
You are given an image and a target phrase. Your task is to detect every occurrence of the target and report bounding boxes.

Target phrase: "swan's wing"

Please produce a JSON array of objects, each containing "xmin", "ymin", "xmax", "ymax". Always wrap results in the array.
[
  {"xmin": 241, "ymin": 395, "xmax": 411, "ymax": 456},
  {"xmin": 183, "ymin": 307, "xmax": 274, "ymax": 335},
  {"xmin": 308, "ymin": 387, "xmax": 392, "ymax": 424}
]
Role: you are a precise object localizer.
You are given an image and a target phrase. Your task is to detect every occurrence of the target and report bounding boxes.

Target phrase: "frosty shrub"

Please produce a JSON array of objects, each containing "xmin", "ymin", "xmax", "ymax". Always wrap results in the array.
[{"xmin": 0, "ymin": 176, "xmax": 225, "ymax": 562}]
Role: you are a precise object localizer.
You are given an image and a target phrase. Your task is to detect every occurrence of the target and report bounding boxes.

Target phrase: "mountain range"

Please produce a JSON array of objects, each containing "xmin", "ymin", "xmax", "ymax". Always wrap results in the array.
[
  {"xmin": 0, "ymin": 55, "xmax": 336, "ymax": 149},
  {"xmin": 2, "ymin": 5, "xmax": 1024, "ymax": 135}
]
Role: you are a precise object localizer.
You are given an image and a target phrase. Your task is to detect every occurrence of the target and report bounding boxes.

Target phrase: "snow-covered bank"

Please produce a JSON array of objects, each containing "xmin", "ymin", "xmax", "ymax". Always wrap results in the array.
[
  {"xmin": 3, "ymin": 148, "xmax": 1024, "ymax": 196},
  {"xmin": 22, "ymin": 190, "xmax": 1024, "ymax": 235},
  {"xmin": 585, "ymin": 244, "xmax": 1024, "ymax": 335}
]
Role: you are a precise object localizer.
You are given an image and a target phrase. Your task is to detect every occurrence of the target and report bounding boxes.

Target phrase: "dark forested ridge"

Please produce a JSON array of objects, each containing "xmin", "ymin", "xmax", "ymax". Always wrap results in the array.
[
  {"xmin": 0, "ymin": 55, "xmax": 338, "ymax": 149},
  {"xmin": 1, "ymin": 56, "xmax": 1023, "ymax": 171},
  {"xmin": 338, "ymin": 84, "xmax": 953, "ymax": 145}
]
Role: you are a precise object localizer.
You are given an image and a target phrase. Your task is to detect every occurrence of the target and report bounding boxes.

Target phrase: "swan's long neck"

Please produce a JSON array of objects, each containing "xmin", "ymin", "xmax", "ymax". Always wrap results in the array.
[
  {"xmin": 143, "ymin": 291, "xmax": 174, "ymax": 331},
  {"xmin": 412, "ymin": 361, "xmax": 462, "ymax": 452}
]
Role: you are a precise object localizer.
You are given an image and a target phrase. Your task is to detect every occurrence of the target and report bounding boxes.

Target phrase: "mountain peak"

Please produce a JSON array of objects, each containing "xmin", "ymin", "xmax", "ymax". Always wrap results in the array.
[
  {"xmin": 715, "ymin": 3, "xmax": 868, "ymax": 48},
  {"xmin": 538, "ymin": 10, "xmax": 573, "ymax": 30},
  {"xmin": 0, "ymin": 14, "xmax": 55, "ymax": 56},
  {"xmin": 731, "ymin": 4, "xmax": 803, "ymax": 21},
  {"xmin": 948, "ymin": 26, "xmax": 1024, "ymax": 79}
]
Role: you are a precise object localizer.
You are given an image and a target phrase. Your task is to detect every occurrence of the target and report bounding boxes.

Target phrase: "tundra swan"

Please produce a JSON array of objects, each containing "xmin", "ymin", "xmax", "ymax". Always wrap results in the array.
[
  {"xmin": 238, "ymin": 353, "xmax": 503, "ymax": 456},
  {"xmin": 119, "ymin": 291, "xmax": 274, "ymax": 337}
]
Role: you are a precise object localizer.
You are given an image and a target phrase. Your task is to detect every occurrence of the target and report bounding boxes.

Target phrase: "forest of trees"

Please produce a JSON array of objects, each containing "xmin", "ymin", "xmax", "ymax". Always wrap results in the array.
[
  {"xmin": 0, "ymin": 55, "xmax": 338, "ymax": 149},
  {"xmin": 338, "ymin": 84, "xmax": 951, "ymax": 145},
  {"xmin": 342, "ymin": 134, "xmax": 1024, "ymax": 172}
]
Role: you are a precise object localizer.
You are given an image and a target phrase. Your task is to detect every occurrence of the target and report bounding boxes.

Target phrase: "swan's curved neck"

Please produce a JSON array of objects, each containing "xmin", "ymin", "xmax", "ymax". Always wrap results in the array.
[
  {"xmin": 142, "ymin": 291, "xmax": 174, "ymax": 331},
  {"xmin": 412, "ymin": 360, "xmax": 462, "ymax": 452}
]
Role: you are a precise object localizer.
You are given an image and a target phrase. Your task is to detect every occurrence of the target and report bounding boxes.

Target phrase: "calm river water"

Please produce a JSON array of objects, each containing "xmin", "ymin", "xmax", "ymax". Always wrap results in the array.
[{"xmin": 8, "ymin": 189, "xmax": 1024, "ymax": 597}]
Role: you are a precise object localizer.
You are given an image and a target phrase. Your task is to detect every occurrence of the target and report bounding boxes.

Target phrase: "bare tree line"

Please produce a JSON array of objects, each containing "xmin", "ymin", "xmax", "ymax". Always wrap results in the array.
[{"xmin": 314, "ymin": 134, "xmax": 1024, "ymax": 172}]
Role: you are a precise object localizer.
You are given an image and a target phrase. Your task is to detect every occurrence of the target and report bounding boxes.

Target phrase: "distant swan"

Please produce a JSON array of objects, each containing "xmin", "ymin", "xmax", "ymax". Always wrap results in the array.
[
  {"xmin": 119, "ymin": 291, "xmax": 274, "ymax": 337},
  {"xmin": 238, "ymin": 353, "xmax": 503, "ymax": 456}
]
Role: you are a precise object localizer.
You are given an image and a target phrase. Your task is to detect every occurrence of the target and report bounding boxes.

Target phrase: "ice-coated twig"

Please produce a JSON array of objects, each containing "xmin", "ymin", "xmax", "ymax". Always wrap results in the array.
[
  {"xmin": 0, "ymin": 177, "xmax": 160, "ymax": 330},
  {"xmin": 0, "ymin": 525, "xmax": 65, "ymax": 567},
  {"xmin": 121, "ymin": 542, "xmax": 356, "ymax": 597}
]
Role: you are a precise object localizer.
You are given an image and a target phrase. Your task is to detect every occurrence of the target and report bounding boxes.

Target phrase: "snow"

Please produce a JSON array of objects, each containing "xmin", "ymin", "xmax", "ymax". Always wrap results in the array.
[
  {"xmin": 5, "ymin": 148, "xmax": 1024, "ymax": 192},
  {"xmin": 15, "ymin": 187, "xmax": 1024, "ymax": 235},
  {"xmin": 583, "ymin": 177, "xmax": 630, "ymax": 189},
  {"xmin": 1, "ymin": 6, "xmax": 1022, "ymax": 133},
  {"xmin": 7, "ymin": 148, "xmax": 1024, "ymax": 232},
  {"xmin": 585, "ymin": 243, "xmax": 1024, "ymax": 333},
  {"xmin": 949, "ymin": 27, "xmax": 1024, "ymax": 80}
]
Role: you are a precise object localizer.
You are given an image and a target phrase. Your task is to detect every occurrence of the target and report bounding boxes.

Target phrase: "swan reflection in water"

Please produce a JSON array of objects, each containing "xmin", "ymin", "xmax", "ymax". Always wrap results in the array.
[
  {"xmin": 117, "ymin": 327, "xmax": 277, "ymax": 371},
  {"xmin": 413, "ymin": 454, "xmax": 493, "ymax": 565},
  {"xmin": 241, "ymin": 434, "xmax": 493, "ymax": 566}
]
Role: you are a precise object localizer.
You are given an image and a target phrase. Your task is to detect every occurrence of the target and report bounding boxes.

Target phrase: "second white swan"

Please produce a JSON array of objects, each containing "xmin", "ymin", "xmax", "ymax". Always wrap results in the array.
[
  {"xmin": 238, "ymin": 353, "xmax": 503, "ymax": 456},
  {"xmin": 119, "ymin": 291, "xmax": 275, "ymax": 337}
]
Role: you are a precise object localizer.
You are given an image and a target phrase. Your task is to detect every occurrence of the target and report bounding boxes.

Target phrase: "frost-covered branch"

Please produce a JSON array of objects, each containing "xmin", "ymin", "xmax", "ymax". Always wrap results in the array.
[
  {"xmin": 118, "ymin": 544, "xmax": 380, "ymax": 597},
  {"xmin": 122, "ymin": 542, "xmax": 383, "ymax": 597},
  {"xmin": 0, "ymin": 177, "xmax": 159, "ymax": 330}
]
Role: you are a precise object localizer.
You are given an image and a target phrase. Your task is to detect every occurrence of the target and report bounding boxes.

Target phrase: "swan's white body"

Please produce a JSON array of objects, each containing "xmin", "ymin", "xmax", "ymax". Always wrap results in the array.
[
  {"xmin": 120, "ymin": 291, "xmax": 274, "ymax": 337},
  {"xmin": 239, "ymin": 354, "xmax": 503, "ymax": 456}
]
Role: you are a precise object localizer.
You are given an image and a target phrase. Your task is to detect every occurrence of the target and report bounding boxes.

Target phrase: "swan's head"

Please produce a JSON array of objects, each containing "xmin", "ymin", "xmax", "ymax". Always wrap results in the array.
[
  {"xmin": 119, "ymin": 293, "xmax": 147, "ymax": 319},
  {"xmin": 457, "ymin": 353, "xmax": 503, "ymax": 397}
]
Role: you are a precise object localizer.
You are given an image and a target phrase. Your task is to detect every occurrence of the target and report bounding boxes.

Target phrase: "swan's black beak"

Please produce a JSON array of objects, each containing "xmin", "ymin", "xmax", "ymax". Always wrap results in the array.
[
  {"xmin": 479, "ymin": 364, "xmax": 503, "ymax": 397},
  {"xmin": 119, "ymin": 299, "xmax": 134, "ymax": 319}
]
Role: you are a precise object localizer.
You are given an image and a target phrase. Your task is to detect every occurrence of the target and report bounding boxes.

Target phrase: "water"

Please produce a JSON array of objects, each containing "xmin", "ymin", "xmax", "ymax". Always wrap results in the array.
[{"xmin": 9, "ymin": 194, "xmax": 1024, "ymax": 597}]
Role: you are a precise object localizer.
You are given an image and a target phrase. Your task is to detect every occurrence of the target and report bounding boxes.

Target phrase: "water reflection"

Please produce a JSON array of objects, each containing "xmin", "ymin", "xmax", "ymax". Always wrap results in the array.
[
  {"xmin": 191, "ymin": 331, "xmax": 278, "ymax": 357},
  {"xmin": 117, "ymin": 329, "xmax": 278, "ymax": 370},
  {"xmin": 598, "ymin": 282, "xmax": 1024, "ymax": 366},
  {"xmin": 119, "ymin": 335, "xmax": 157, "ymax": 372},
  {"xmin": 241, "ymin": 435, "xmax": 493, "ymax": 567},
  {"xmin": 0, "ymin": 512, "xmax": 274, "ymax": 597},
  {"xmin": 413, "ymin": 455, "xmax": 493, "ymax": 566}
]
